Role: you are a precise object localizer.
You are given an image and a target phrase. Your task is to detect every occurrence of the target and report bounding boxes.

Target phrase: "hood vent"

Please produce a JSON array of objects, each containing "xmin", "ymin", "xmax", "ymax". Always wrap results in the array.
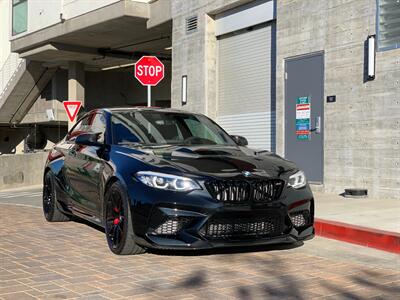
[{"xmin": 186, "ymin": 16, "xmax": 198, "ymax": 34}]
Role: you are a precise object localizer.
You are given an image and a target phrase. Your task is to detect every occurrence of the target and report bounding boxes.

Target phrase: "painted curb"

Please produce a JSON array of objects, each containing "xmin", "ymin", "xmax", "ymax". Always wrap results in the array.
[{"xmin": 314, "ymin": 218, "xmax": 400, "ymax": 254}]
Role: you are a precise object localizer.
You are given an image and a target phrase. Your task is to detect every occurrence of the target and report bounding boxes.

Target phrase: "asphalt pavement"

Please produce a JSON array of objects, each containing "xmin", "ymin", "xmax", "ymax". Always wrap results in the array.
[{"xmin": 0, "ymin": 187, "xmax": 399, "ymax": 299}]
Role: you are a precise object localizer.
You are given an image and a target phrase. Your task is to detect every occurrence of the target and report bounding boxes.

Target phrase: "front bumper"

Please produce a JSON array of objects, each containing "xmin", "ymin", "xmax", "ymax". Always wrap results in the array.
[{"xmin": 128, "ymin": 182, "xmax": 315, "ymax": 250}]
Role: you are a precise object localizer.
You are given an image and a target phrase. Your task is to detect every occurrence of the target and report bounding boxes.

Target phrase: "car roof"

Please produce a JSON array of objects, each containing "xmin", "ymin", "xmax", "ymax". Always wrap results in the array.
[{"xmin": 102, "ymin": 107, "xmax": 198, "ymax": 115}]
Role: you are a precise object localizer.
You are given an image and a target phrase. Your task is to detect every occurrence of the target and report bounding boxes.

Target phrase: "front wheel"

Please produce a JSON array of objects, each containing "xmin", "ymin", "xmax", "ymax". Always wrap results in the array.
[
  {"xmin": 104, "ymin": 181, "xmax": 145, "ymax": 255},
  {"xmin": 43, "ymin": 171, "xmax": 70, "ymax": 222}
]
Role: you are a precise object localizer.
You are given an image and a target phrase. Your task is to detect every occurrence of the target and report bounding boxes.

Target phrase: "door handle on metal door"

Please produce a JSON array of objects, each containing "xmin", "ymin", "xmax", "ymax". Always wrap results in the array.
[{"xmin": 311, "ymin": 116, "xmax": 321, "ymax": 134}]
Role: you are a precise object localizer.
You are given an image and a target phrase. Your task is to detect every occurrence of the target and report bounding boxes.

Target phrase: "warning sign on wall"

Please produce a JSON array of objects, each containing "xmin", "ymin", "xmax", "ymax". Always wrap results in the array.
[{"xmin": 296, "ymin": 96, "xmax": 311, "ymax": 141}]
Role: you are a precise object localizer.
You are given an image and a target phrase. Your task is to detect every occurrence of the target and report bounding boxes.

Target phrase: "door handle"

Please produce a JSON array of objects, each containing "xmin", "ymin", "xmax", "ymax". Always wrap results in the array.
[{"xmin": 311, "ymin": 116, "xmax": 321, "ymax": 134}]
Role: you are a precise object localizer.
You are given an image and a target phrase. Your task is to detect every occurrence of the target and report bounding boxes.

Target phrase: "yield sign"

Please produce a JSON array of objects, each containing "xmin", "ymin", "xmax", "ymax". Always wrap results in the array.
[{"xmin": 63, "ymin": 101, "xmax": 81, "ymax": 122}]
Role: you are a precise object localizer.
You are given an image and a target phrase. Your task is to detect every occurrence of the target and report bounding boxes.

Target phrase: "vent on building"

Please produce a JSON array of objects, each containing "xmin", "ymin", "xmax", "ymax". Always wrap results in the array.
[{"xmin": 186, "ymin": 16, "xmax": 198, "ymax": 34}]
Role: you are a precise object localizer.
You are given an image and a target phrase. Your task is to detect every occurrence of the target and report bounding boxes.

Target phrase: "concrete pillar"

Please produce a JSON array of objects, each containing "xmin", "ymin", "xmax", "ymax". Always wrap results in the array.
[
  {"xmin": 204, "ymin": 14, "xmax": 217, "ymax": 120},
  {"xmin": 68, "ymin": 61, "xmax": 85, "ymax": 128}
]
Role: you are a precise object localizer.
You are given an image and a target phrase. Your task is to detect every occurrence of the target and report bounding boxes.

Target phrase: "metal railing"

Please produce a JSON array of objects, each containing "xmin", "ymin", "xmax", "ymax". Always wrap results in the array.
[{"xmin": 0, "ymin": 53, "xmax": 24, "ymax": 98}]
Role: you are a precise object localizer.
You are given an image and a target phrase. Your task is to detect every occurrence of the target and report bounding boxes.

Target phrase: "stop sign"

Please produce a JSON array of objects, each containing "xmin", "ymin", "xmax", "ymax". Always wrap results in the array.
[{"xmin": 134, "ymin": 56, "xmax": 165, "ymax": 86}]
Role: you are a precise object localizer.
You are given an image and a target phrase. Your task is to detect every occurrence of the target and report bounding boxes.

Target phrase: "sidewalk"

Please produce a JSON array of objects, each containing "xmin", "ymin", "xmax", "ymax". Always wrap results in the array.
[
  {"xmin": 313, "ymin": 192, "xmax": 400, "ymax": 253},
  {"xmin": 314, "ymin": 192, "xmax": 400, "ymax": 233}
]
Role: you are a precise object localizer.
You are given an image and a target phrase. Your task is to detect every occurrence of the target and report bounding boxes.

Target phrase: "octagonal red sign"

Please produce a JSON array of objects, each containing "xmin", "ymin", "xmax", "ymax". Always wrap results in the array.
[{"xmin": 134, "ymin": 56, "xmax": 165, "ymax": 86}]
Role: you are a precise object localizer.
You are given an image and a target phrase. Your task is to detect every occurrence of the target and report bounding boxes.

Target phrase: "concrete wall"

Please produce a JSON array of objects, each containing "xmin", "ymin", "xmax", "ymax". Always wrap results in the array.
[
  {"xmin": 275, "ymin": 0, "xmax": 400, "ymax": 199},
  {"xmin": 63, "ymin": 0, "xmax": 151, "ymax": 19},
  {"xmin": 10, "ymin": 0, "xmax": 152, "ymax": 40},
  {"xmin": 53, "ymin": 65, "xmax": 171, "ymax": 110},
  {"xmin": 0, "ymin": 0, "xmax": 11, "ymax": 67},
  {"xmin": 0, "ymin": 152, "xmax": 47, "ymax": 190},
  {"xmin": 86, "ymin": 64, "xmax": 172, "ymax": 110}
]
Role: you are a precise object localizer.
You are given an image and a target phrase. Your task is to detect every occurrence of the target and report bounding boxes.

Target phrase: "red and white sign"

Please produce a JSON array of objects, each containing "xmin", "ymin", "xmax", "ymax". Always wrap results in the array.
[
  {"xmin": 134, "ymin": 56, "xmax": 165, "ymax": 86},
  {"xmin": 63, "ymin": 101, "xmax": 81, "ymax": 122},
  {"xmin": 296, "ymin": 103, "xmax": 311, "ymax": 119}
]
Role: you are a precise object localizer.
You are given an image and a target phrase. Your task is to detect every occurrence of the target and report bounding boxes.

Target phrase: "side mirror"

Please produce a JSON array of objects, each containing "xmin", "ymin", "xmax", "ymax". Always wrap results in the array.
[
  {"xmin": 231, "ymin": 135, "xmax": 248, "ymax": 147},
  {"xmin": 75, "ymin": 133, "xmax": 103, "ymax": 147}
]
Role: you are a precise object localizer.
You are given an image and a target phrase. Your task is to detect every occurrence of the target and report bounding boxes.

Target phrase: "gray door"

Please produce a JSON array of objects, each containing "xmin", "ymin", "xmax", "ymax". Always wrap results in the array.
[{"xmin": 285, "ymin": 53, "xmax": 324, "ymax": 183}]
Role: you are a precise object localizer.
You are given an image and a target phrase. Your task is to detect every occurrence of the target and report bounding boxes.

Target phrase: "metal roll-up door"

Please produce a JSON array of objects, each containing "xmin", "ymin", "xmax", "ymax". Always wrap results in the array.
[{"xmin": 217, "ymin": 24, "xmax": 274, "ymax": 151}]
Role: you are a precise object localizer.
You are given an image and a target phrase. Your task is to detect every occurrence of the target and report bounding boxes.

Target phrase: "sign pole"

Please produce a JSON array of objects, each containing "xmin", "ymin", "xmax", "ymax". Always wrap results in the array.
[{"xmin": 147, "ymin": 85, "xmax": 151, "ymax": 107}]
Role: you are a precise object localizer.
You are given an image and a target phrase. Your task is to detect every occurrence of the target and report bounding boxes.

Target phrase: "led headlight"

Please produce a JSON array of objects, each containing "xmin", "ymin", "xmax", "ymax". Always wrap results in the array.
[
  {"xmin": 136, "ymin": 171, "xmax": 201, "ymax": 192},
  {"xmin": 288, "ymin": 170, "xmax": 307, "ymax": 189}
]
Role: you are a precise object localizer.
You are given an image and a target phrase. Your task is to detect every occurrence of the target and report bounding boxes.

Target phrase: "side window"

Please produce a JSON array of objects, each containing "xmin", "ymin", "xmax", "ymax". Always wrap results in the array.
[
  {"xmin": 111, "ymin": 116, "xmax": 141, "ymax": 145},
  {"xmin": 90, "ymin": 113, "xmax": 106, "ymax": 143},
  {"xmin": 67, "ymin": 116, "xmax": 91, "ymax": 141}
]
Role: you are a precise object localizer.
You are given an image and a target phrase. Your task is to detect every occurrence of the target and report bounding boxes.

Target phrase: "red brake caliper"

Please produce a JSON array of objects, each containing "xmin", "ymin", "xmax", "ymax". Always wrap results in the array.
[{"xmin": 113, "ymin": 207, "xmax": 120, "ymax": 225}]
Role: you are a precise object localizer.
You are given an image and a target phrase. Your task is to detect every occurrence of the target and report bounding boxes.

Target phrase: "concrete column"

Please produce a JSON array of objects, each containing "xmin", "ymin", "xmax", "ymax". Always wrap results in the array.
[
  {"xmin": 204, "ymin": 14, "xmax": 217, "ymax": 120},
  {"xmin": 68, "ymin": 61, "xmax": 85, "ymax": 128}
]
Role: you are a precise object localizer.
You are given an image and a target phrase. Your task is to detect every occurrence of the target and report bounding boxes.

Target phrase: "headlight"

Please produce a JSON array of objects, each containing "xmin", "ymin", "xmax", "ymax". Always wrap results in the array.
[
  {"xmin": 288, "ymin": 170, "xmax": 307, "ymax": 189},
  {"xmin": 136, "ymin": 171, "xmax": 201, "ymax": 192}
]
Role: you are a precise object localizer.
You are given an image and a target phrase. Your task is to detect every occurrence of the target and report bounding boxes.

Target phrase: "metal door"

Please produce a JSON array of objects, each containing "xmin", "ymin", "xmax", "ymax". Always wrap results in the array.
[
  {"xmin": 217, "ymin": 24, "xmax": 274, "ymax": 151},
  {"xmin": 285, "ymin": 53, "xmax": 324, "ymax": 183}
]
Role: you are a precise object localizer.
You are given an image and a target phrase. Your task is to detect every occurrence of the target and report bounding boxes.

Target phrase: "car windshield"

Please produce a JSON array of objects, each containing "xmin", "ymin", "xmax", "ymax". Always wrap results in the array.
[{"xmin": 111, "ymin": 111, "xmax": 236, "ymax": 146}]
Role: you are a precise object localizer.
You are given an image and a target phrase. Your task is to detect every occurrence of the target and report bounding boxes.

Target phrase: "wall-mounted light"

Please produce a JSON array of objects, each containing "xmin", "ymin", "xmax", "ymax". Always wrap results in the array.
[
  {"xmin": 367, "ymin": 35, "xmax": 376, "ymax": 80},
  {"xmin": 181, "ymin": 75, "xmax": 187, "ymax": 105}
]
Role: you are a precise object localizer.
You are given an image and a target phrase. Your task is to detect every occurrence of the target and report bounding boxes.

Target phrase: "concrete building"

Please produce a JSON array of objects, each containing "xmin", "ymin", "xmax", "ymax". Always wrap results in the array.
[{"xmin": 0, "ymin": 0, "xmax": 399, "ymax": 199}]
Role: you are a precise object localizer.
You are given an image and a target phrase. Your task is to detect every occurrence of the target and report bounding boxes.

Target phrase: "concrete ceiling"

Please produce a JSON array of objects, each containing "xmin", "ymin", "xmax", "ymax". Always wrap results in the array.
[{"xmin": 13, "ymin": 1, "xmax": 172, "ymax": 70}]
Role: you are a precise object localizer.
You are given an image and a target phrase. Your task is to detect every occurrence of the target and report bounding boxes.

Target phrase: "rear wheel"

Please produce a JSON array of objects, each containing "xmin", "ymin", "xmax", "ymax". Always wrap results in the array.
[
  {"xmin": 43, "ymin": 172, "xmax": 70, "ymax": 222},
  {"xmin": 104, "ymin": 181, "xmax": 145, "ymax": 255}
]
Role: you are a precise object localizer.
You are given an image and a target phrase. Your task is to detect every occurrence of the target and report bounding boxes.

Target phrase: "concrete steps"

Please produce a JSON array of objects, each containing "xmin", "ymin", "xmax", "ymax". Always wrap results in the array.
[{"xmin": 0, "ymin": 60, "xmax": 57, "ymax": 124}]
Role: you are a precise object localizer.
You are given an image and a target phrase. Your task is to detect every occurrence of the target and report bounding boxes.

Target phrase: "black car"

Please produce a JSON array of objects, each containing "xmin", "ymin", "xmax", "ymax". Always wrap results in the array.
[{"xmin": 43, "ymin": 107, "xmax": 314, "ymax": 255}]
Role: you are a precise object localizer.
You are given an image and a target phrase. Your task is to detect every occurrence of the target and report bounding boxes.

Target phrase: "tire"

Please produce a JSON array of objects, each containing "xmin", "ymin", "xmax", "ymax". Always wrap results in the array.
[
  {"xmin": 104, "ymin": 181, "xmax": 145, "ymax": 255},
  {"xmin": 43, "ymin": 171, "xmax": 70, "ymax": 222}
]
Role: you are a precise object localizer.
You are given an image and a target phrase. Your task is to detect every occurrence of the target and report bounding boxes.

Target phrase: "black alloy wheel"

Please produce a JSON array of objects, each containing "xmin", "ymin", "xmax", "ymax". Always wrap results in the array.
[
  {"xmin": 43, "ymin": 172, "xmax": 69, "ymax": 222},
  {"xmin": 104, "ymin": 181, "xmax": 145, "ymax": 255}
]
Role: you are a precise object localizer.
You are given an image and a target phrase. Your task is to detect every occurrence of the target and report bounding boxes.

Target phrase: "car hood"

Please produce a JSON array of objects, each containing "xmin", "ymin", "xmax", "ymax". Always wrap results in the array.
[{"xmin": 124, "ymin": 145, "xmax": 298, "ymax": 179}]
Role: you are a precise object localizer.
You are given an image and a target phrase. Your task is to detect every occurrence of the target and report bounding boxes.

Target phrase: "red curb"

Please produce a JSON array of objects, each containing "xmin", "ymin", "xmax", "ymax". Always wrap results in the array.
[{"xmin": 314, "ymin": 218, "xmax": 400, "ymax": 254}]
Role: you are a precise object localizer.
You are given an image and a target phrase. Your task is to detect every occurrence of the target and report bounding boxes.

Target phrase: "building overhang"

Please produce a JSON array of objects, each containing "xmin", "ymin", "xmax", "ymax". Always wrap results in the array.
[{"xmin": 11, "ymin": 0, "xmax": 172, "ymax": 70}]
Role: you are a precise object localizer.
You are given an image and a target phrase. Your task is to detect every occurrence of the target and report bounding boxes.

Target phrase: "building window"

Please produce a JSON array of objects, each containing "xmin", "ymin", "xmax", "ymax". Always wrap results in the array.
[
  {"xmin": 12, "ymin": 0, "xmax": 28, "ymax": 36},
  {"xmin": 377, "ymin": 0, "xmax": 400, "ymax": 51}
]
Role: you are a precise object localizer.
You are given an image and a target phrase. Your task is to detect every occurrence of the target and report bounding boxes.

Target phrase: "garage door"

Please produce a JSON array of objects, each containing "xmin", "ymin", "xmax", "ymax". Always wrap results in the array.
[{"xmin": 217, "ymin": 24, "xmax": 274, "ymax": 151}]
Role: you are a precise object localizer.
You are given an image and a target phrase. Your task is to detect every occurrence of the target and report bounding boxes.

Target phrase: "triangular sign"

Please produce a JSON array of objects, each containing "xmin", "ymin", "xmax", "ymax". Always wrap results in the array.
[{"xmin": 63, "ymin": 101, "xmax": 82, "ymax": 122}]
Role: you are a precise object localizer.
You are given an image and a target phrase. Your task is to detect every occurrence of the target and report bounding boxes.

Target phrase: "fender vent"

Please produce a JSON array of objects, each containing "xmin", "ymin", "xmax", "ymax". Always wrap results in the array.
[{"xmin": 186, "ymin": 16, "xmax": 198, "ymax": 34}]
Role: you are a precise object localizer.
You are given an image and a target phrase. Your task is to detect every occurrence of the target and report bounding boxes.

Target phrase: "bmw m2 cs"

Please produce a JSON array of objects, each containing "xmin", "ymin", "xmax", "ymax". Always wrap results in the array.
[{"xmin": 43, "ymin": 108, "xmax": 314, "ymax": 255}]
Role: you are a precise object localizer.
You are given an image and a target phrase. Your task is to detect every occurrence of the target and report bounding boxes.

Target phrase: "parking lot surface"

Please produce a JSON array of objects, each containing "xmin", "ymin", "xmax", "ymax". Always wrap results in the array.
[{"xmin": 0, "ymin": 189, "xmax": 399, "ymax": 299}]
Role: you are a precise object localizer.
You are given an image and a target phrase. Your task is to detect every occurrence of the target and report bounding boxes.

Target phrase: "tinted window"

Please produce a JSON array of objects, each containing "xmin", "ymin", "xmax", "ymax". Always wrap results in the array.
[
  {"xmin": 67, "ymin": 116, "xmax": 91, "ymax": 141},
  {"xmin": 90, "ymin": 113, "xmax": 106, "ymax": 143},
  {"xmin": 67, "ymin": 113, "xmax": 106, "ymax": 143},
  {"xmin": 112, "ymin": 111, "xmax": 235, "ymax": 146}
]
